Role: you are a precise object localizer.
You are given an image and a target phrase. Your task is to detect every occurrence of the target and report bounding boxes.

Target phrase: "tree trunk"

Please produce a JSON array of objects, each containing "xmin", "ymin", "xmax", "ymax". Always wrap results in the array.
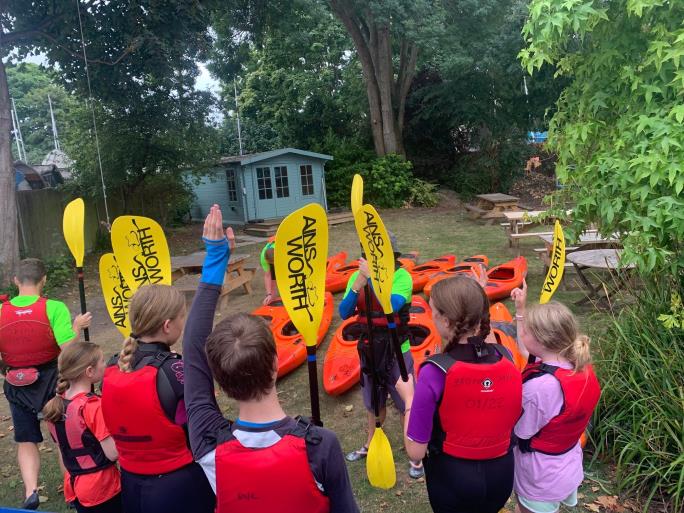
[{"xmin": 0, "ymin": 59, "xmax": 20, "ymax": 288}]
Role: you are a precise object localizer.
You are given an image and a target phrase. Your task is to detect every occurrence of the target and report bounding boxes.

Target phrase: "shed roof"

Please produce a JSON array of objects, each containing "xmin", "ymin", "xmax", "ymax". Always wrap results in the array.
[{"xmin": 218, "ymin": 147, "xmax": 333, "ymax": 166}]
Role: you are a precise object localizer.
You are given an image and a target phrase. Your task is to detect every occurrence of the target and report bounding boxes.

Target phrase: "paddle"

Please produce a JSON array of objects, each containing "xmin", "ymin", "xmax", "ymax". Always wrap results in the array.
[
  {"xmin": 110, "ymin": 215, "xmax": 172, "ymax": 293},
  {"xmin": 99, "ymin": 253, "xmax": 132, "ymax": 337},
  {"xmin": 62, "ymin": 198, "xmax": 89, "ymax": 341},
  {"xmin": 539, "ymin": 220, "xmax": 566, "ymax": 304},
  {"xmin": 274, "ymin": 203, "xmax": 328, "ymax": 426},
  {"xmin": 351, "ymin": 174, "xmax": 363, "ymax": 216}
]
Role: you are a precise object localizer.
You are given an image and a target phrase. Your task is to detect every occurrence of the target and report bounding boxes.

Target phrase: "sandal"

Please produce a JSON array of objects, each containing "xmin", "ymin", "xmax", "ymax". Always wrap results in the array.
[
  {"xmin": 409, "ymin": 460, "xmax": 425, "ymax": 479},
  {"xmin": 345, "ymin": 446, "xmax": 369, "ymax": 462}
]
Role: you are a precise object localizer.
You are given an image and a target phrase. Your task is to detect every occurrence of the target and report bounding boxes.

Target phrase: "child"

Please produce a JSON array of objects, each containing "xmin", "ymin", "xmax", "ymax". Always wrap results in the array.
[
  {"xmin": 398, "ymin": 276, "xmax": 522, "ymax": 513},
  {"xmin": 0, "ymin": 258, "xmax": 91, "ymax": 509},
  {"xmin": 510, "ymin": 281, "xmax": 601, "ymax": 513},
  {"xmin": 183, "ymin": 204, "xmax": 359, "ymax": 513},
  {"xmin": 101, "ymin": 284, "xmax": 215, "ymax": 513},
  {"xmin": 43, "ymin": 342, "xmax": 121, "ymax": 513},
  {"xmin": 338, "ymin": 235, "xmax": 423, "ymax": 478},
  {"xmin": 260, "ymin": 236, "xmax": 277, "ymax": 305}
]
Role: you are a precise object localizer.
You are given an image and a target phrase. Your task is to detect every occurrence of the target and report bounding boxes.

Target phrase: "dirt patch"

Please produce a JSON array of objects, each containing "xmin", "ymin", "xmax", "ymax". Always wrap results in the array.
[{"xmin": 509, "ymin": 172, "xmax": 558, "ymax": 209}]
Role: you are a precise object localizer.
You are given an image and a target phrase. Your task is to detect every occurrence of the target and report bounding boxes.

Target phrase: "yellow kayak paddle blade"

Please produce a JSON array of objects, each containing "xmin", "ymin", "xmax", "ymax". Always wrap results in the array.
[
  {"xmin": 353, "ymin": 204, "xmax": 395, "ymax": 314},
  {"xmin": 110, "ymin": 215, "xmax": 171, "ymax": 292},
  {"xmin": 99, "ymin": 253, "xmax": 132, "ymax": 337},
  {"xmin": 540, "ymin": 220, "xmax": 566, "ymax": 304},
  {"xmin": 351, "ymin": 174, "xmax": 363, "ymax": 216},
  {"xmin": 63, "ymin": 198, "xmax": 85, "ymax": 267},
  {"xmin": 366, "ymin": 426, "xmax": 396, "ymax": 489},
  {"xmin": 274, "ymin": 203, "xmax": 329, "ymax": 347}
]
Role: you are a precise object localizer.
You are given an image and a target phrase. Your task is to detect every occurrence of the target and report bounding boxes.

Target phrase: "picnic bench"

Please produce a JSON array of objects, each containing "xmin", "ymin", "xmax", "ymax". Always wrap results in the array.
[
  {"xmin": 465, "ymin": 193, "xmax": 521, "ymax": 222},
  {"xmin": 171, "ymin": 252, "xmax": 254, "ymax": 308},
  {"xmin": 566, "ymin": 249, "xmax": 634, "ymax": 306},
  {"xmin": 534, "ymin": 230, "xmax": 619, "ymax": 276}
]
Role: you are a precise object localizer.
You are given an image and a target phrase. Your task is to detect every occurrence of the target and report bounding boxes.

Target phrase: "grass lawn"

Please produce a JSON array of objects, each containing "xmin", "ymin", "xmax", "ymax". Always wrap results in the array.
[{"xmin": 0, "ymin": 206, "xmax": 632, "ymax": 512}]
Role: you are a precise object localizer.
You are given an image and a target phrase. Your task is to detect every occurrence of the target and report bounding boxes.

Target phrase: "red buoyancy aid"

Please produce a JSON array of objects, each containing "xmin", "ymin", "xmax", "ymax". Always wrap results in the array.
[
  {"xmin": 0, "ymin": 297, "xmax": 60, "ymax": 367},
  {"xmin": 356, "ymin": 287, "xmax": 410, "ymax": 328},
  {"xmin": 48, "ymin": 393, "xmax": 114, "ymax": 477},
  {"xmin": 215, "ymin": 418, "xmax": 330, "ymax": 513},
  {"xmin": 425, "ymin": 343, "xmax": 522, "ymax": 460},
  {"xmin": 101, "ymin": 353, "xmax": 194, "ymax": 475},
  {"xmin": 519, "ymin": 362, "xmax": 601, "ymax": 455}
]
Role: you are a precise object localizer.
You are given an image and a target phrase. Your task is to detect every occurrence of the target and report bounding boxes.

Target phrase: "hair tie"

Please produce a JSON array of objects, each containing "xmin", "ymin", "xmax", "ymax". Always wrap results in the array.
[{"xmin": 130, "ymin": 333, "xmax": 138, "ymax": 339}]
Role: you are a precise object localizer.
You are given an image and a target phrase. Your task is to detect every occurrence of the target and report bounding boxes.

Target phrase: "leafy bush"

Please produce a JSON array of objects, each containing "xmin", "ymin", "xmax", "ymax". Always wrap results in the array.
[
  {"xmin": 405, "ymin": 179, "xmax": 439, "ymax": 208},
  {"xmin": 44, "ymin": 255, "xmax": 74, "ymax": 296},
  {"xmin": 593, "ymin": 278, "xmax": 684, "ymax": 510}
]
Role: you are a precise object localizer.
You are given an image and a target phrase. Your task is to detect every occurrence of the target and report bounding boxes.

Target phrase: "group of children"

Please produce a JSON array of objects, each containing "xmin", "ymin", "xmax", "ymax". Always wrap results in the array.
[{"xmin": 0, "ymin": 204, "xmax": 601, "ymax": 513}]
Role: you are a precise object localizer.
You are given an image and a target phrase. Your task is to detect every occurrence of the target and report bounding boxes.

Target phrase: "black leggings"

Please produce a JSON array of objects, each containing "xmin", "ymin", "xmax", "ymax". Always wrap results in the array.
[
  {"xmin": 121, "ymin": 462, "xmax": 215, "ymax": 513},
  {"xmin": 424, "ymin": 451, "xmax": 514, "ymax": 513},
  {"xmin": 73, "ymin": 493, "xmax": 122, "ymax": 513}
]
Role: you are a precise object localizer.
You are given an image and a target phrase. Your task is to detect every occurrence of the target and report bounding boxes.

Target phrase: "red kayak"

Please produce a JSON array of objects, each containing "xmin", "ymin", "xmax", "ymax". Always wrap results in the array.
[
  {"xmin": 423, "ymin": 255, "xmax": 490, "ymax": 297},
  {"xmin": 410, "ymin": 254, "xmax": 458, "ymax": 292},
  {"xmin": 489, "ymin": 301, "xmax": 526, "ymax": 371},
  {"xmin": 322, "ymin": 296, "xmax": 442, "ymax": 396},
  {"xmin": 251, "ymin": 292, "xmax": 334, "ymax": 378},
  {"xmin": 484, "ymin": 256, "xmax": 528, "ymax": 301},
  {"xmin": 325, "ymin": 253, "xmax": 418, "ymax": 294}
]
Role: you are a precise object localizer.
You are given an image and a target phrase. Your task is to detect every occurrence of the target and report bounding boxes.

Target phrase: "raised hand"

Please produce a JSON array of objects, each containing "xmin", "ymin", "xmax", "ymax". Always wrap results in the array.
[
  {"xmin": 510, "ymin": 278, "xmax": 528, "ymax": 312},
  {"xmin": 203, "ymin": 204, "xmax": 225, "ymax": 241}
]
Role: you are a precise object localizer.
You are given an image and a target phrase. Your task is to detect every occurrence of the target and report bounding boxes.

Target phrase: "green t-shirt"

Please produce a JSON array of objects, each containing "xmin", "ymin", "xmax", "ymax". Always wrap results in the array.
[
  {"xmin": 0, "ymin": 296, "xmax": 76, "ymax": 345},
  {"xmin": 260, "ymin": 242, "xmax": 275, "ymax": 272},
  {"xmin": 345, "ymin": 267, "xmax": 413, "ymax": 352}
]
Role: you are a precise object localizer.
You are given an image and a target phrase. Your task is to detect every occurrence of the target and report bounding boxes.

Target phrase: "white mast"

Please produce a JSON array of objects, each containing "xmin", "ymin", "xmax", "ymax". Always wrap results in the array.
[
  {"xmin": 48, "ymin": 94, "xmax": 61, "ymax": 151},
  {"xmin": 234, "ymin": 79, "xmax": 243, "ymax": 156},
  {"xmin": 11, "ymin": 98, "xmax": 27, "ymax": 162}
]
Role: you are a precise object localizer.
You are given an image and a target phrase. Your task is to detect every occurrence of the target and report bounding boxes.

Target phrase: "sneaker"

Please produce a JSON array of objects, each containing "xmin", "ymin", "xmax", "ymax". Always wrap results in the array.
[
  {"xmin": 409, "ymin": 460, "xmax": 424, "ymax": 479},
  {"xmin": 345, "ymin": 446, "xmax": 369, "ymax": 462},
  {"xmin": 22, "ymin": 490, "xmax": 40, "ymax": 510}
]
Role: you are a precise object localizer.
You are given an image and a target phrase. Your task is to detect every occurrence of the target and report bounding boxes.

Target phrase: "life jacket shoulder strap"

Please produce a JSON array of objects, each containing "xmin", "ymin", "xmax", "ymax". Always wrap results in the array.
[
  {"xmin": 491, "ymin": 343, "xmax": 514, "ymax": 363},
  {"xmin": 423, "ymin": 352, "xmax": 457, "ymax": 373},
  {"xmin": 522, "ymin": 362, "xmax": 559, "ymax": 383}
]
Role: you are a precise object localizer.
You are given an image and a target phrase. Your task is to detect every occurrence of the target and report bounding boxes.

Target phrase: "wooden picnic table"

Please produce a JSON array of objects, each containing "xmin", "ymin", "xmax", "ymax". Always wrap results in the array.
[
  {"xmin": 566, "ymin": 249, "xmax": 634, "ymax": 306},
  {"xmin": 171, "ymin": 252, "xmax": 254, "ymax": 308},
  {"xmin": 475, "ymin": 193, "xmax": 521, "ymax": 219},
  {"xmin": 537, "ymin": 231, "xmax": 619, "ymax": 251}
]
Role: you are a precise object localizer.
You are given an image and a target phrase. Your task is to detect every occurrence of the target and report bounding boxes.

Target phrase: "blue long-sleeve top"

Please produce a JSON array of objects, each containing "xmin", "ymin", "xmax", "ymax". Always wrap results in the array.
[{"xmin": 338, "ymin": 270, "xmax": 411, "ymax": 320}]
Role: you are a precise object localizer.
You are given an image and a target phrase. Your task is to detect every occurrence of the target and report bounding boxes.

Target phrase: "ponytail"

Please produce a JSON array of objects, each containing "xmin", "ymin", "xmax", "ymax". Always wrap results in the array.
[
  {"xmin": 118, "ymin": 336, "xmax": 138, "ymax": 372},
  {"xmin": 42, "ymin": 376, "xmax": 70, "ymax": 423},
  {"xmin": 571, "ymin": 334, "xmax": 592, "ymax": 372}
]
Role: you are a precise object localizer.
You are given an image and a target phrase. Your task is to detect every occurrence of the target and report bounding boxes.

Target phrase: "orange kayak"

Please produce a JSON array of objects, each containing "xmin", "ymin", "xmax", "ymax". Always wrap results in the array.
[
  {"xmin": 423, "ymin": 255, "xmax": 490, "ymax": 297},
  {"xmin": 322, "ymin": 295, "xmax": 442, "ymax": 396},
  {"xmin": 484, "ymin": 256, "xmax": 528, "ymax": 302},
  {"xmin": 251, "ymin": 292, "xmax": 334, "ymax": 378},
  {"xmin": 489, "ymin": 302, "xmax": 526, "ymax": 371},
  {"xmin": 410, "ymin": 254, "xmax": 458, "ymax": 292},
  {"xmin": 325, "ymin": 252, "xmax": 418, "ymax": 293}
]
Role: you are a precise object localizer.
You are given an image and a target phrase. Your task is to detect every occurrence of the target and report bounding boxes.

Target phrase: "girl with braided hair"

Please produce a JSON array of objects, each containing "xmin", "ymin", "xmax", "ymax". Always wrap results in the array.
[
  {"xmin": 43, "ymin": 342, "xmax": 121, "ymax": 512},
  {"xmin": 100, "ymin": 284, "xmax": 215, "ymax": 513},
  {"xmin": 396, "ymin": 276, "xmax": 523, "ymax": 513}
]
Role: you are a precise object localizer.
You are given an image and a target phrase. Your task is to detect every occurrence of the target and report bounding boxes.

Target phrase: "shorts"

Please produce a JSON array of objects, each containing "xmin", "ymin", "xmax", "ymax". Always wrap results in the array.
[
  {"xmin": 518, "ymin": 489, "xmax": 578, "ymax": 513},
  {"xmin": 8, "ymin": 400, "xmax": 43, "ymax": 443},
  {"xmin": 360, "ymin": 349, "xmax": 414, "ymax": 413}
]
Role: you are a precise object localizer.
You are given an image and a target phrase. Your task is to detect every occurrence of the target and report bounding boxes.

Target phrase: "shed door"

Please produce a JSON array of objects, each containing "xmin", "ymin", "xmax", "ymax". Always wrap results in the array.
[
  {"xmin": 273, "ymin": 165, "xmax": 294, "ymax": 216},
  {"xmin": 254, "ymin": 166, "xmax": 277, "ymax": 219}
]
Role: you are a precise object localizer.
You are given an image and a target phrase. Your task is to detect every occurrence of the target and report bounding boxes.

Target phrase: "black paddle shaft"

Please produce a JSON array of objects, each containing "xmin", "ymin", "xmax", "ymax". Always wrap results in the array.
[
  {"xmin": 385, "ymin": 313, "xmax": 409, "ymax": 382},
  {"xmin": 76, "ymin": 267, "xmax": 89, "ymax": 342},
  {"xmin": 306, "ymin": 345, "xmax": 322, "ymax": 426},
  {"xmin": 363, "ymin": 284, "xmax": 380, "ymax": 419}
]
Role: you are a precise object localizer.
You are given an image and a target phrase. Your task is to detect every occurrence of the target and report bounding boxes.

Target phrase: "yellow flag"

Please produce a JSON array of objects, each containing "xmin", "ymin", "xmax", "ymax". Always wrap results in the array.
[
  {"xmin": 99, "ymin": 253, "xmax": 132, "ymax": 337},
  {"xmin": 540, "ymin": 220, "xmax": 566, "ymax": 304},
  {"xmin": 354, "ymin": 204, "xmax": 395, "ymax": 314},
  {"xmin": 274, "ymin": 204, "xmax": 329, "ymax": 347},
  {"xmin": 351, "ymin": 174, "xmax": 363, "ymax": 216},
  {"xmin": 63, "ymin": 198, "xmax": 85, "ymax": 267},
  {"xmin": 111, "ymin": 216, "xmax": 171, "ymax": 292}
]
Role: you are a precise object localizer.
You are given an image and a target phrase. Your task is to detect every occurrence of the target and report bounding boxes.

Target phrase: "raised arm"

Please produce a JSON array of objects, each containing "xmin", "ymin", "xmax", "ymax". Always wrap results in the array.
[{"xmin": 183, "ymin": 205, "xmax": 235, "ymax": 460}]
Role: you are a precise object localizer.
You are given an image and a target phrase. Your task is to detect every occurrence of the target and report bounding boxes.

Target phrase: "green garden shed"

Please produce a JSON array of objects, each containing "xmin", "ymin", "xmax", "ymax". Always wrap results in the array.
[{"xmin": 191, "ymin": 148, "xmax": 333, "ymax": 225}]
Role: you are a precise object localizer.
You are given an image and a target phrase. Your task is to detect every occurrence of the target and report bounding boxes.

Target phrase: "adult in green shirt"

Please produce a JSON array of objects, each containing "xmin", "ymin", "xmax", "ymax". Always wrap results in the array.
[{"xmin": 0, "ymin": 259, "xmax": 91, "ymax": 510}]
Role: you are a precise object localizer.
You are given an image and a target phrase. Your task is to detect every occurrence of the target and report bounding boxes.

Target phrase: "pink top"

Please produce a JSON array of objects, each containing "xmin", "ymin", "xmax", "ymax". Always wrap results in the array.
[{"xmin": 513, "ymin": 360, "xmax": 584, "ymax": 501}]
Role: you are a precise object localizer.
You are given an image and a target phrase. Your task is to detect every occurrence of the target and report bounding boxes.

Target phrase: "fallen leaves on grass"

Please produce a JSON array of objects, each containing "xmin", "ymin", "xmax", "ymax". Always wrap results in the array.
[{"xmin": 38, "ymin": 495, "xmax": 48, "ymax": 503}]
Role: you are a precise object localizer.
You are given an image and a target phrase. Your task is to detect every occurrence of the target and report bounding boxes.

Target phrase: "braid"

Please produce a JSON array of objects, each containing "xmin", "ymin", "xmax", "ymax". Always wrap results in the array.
[
  {"xmin": 479, "ymin": 309, "xmax": 491, "ymax": 341},
  {"xmin": 118, "ymin": 336, "xmax": 138, "ymax": 372},
  {"xmin": 42, "ymin": 375, "xmax": 69, "ymax": 423}
]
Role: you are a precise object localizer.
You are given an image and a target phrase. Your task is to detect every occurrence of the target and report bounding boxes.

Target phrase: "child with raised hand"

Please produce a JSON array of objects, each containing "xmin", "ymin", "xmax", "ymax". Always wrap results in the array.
[
  {"xmin": 101, "ymin": 284, "xmax": 215, "ymax": 513},
  {"xmin": 183, "ymin": 204, "xmax": 358, "ymax": 513},
  {"xmin": 510, "ymin": 281, "xmax": 601, "ymax": 513},
  {"xmin": 397, "ymin": 276, "xmax": 522, "ymax": 513},
  {"xmin": 43, "ymin": 342, "xmax": 121, "ymax": 513}
]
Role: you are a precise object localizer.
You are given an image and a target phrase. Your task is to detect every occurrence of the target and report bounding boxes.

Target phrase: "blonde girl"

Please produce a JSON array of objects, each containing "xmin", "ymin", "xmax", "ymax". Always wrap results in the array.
[
  {"xmin": 43, "ymin": 342, "xmax": 121, "ymax": 513},
  {"xmin": 511, "ymin": 280, "xmax": 601, "ymax": 513},
  {"xmin": 100, "ymin": 284, "xmax": 214, "ymax": 513}
]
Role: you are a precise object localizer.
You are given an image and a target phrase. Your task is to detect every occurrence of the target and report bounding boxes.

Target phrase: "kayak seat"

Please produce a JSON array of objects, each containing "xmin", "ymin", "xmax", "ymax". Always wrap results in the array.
[
  {"xmin": 281, "ymin": 321, "xmax": 300, "ymax": 337},
  {"xmin": 413, "ymin": 265, "xmax": 441, "ymax": 273},
  {"xmin": 408, "ymin": 325, "xmax": 430, "ymax": 346},
  {"xmin": 409, "ymin": 305, "xmax": 426, "ymax": 314},
  {"xmin": 342, "ymin": 323, "xmax": 366, "ymax": 342},
  {"xmin": 488, "ymin": 268, "xmax": 515, "ymax": 280}
]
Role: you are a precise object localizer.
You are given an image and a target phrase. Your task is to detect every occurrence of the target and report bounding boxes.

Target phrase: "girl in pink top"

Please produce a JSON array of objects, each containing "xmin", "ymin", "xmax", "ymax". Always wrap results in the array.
[{"xmin": 510, "ymin": 280, "xmax": 601, "ymax": 513}]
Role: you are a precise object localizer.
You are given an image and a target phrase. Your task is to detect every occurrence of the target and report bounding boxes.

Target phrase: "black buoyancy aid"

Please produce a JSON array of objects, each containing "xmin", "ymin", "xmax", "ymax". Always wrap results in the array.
[
  {"xmin": 519, "ymin": 362, "xmax": 601, "ymax": 455},
  {"xmin": 0, "ymin": 297, "xmax": 60, "ymax": 367},
  {"xmin": 101, "ymin": 352, "xmax": 194, "ymax": 475},
  {"xmin": 49, "ymin": 393, "xmax": 113, "ymax": 477},
  {"xmin": 424, "ymin": 341, "xmax": 522, "ymax": 460},
  {"xmin": 215, "ymin": 417, "xmax": 330, "ymax": 513}
]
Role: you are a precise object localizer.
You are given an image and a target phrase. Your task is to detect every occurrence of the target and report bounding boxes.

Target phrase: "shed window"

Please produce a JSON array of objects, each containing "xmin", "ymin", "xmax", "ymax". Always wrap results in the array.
[
  {"xmin": 226, "ymin": 169, "xmax": 238, "ymax": 202},
  {"xmin": 256, "ymin": 167, "xmax": 273, "ymax": 199},
  {"xmin": 274, "ymin": 166, "xmax": 290, "ymax": 198},
  {"xmin": 300, "ymin": 165, "xmax": 314, "ymax": 196}
]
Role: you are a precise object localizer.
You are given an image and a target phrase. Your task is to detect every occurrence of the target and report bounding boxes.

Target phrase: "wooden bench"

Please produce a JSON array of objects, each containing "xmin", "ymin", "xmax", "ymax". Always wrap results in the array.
[{"xmin": 465, "ymin": 204, "xmax": 487, "ymax": 218}]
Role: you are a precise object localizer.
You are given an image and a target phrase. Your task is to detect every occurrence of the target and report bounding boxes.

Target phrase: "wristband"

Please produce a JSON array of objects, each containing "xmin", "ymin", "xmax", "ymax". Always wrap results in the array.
[{"xmin": 515, "ymin": 314, "xmax": 524, "ymax": 320}]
